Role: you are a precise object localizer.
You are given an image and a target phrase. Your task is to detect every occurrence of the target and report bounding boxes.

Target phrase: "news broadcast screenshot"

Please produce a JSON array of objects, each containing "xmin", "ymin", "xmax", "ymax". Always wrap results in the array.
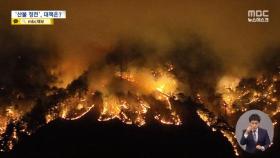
[{"xmin": 0, "ymin": 1, "xmax": 279, "ymax": 158}]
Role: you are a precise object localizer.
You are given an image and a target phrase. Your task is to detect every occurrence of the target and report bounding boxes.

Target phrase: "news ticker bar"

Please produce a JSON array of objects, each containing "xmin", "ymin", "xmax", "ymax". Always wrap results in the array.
[{"xmin": 11, "ymin": 10, "xmax": 66, "ymax": 25}]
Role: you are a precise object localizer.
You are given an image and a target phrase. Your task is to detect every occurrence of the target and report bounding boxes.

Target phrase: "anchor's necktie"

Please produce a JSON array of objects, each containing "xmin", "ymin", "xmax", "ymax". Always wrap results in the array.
[{"xmin": 253, "ymin": 131, "xmax": 257, "ymax": 142}]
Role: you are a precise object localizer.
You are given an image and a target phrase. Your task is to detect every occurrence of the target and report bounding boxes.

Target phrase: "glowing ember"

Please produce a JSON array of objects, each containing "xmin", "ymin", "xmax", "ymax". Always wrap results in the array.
[
  {"xmin": 196, "ymin": 72, "xmax": 280, "ymax": 156},
  {"xmin": 0, "ymin": 57, "xmax": 279, "ymax": 158},
  {"xmin": 197, "ymin": 109, "xmax": 239, "ymax": 156}
]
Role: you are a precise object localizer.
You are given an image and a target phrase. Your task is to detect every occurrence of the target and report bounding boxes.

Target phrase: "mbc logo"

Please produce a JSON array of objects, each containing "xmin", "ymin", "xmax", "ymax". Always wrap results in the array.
[{"xmin": 248, "ymin": 10, "xmax": 269, "ymax": 23}]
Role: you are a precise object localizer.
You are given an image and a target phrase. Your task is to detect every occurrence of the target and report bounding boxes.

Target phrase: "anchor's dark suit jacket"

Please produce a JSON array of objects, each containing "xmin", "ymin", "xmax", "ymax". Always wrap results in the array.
[{"xmin": 240, "ymin": 127, "xmax": 270, "ymax": 153}]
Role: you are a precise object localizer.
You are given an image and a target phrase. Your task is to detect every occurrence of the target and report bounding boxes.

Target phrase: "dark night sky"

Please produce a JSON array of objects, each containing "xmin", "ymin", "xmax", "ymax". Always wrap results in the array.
[{"xmin": 1, "ymin": 0, "xmax": 280, "ymax": 79}]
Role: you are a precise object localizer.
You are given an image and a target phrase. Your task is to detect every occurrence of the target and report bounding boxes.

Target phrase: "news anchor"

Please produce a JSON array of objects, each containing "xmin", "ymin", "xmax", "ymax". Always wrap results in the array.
[{"xmin": 240, "ymin": 114, "xmax": 270, "ymax": 153}]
